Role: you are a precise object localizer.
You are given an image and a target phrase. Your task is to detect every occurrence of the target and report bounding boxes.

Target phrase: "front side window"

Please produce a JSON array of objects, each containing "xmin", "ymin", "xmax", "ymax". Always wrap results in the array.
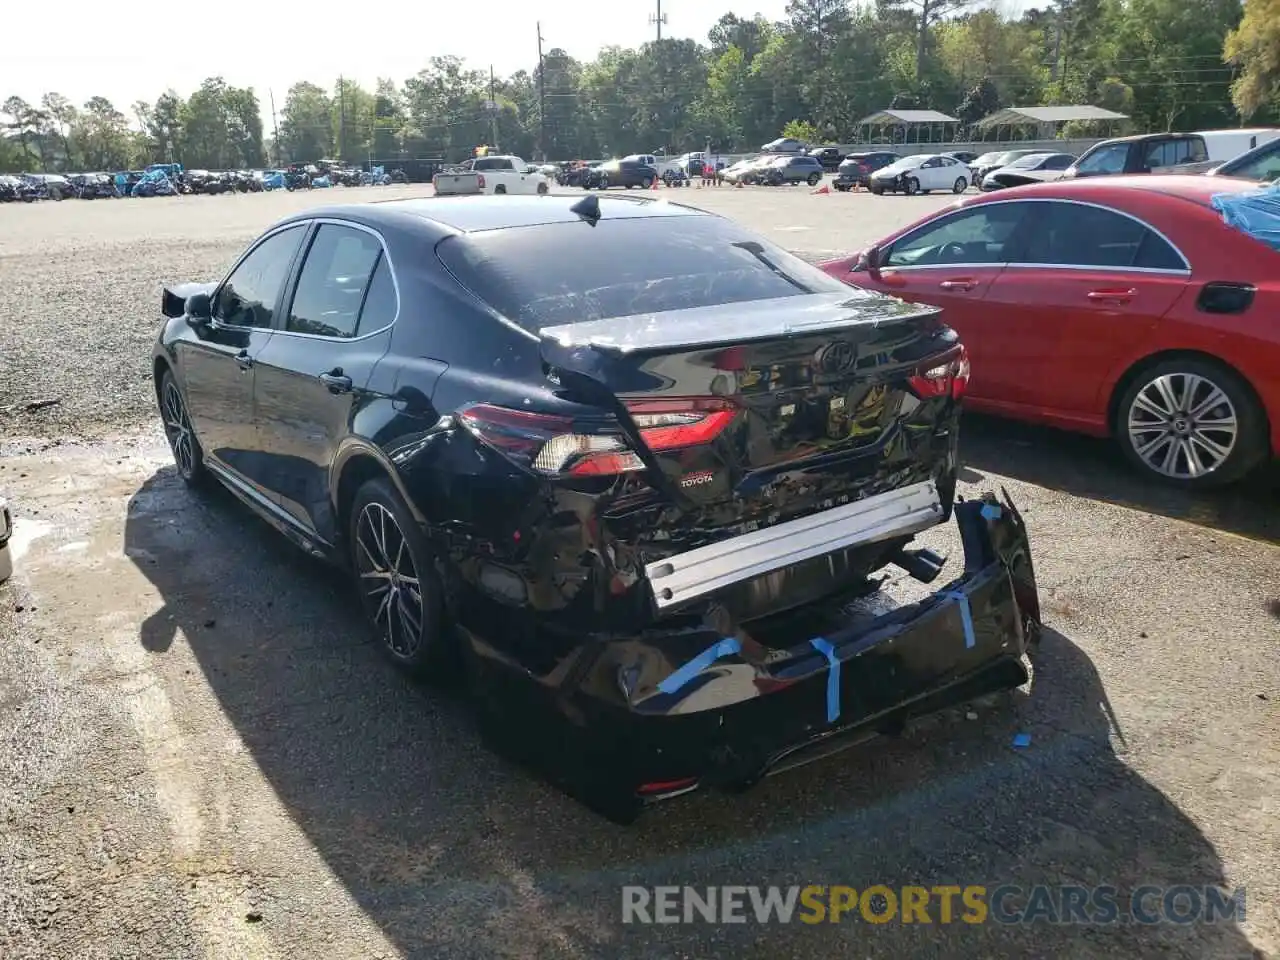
[
  {"xmin": 1020, "ymin": 202, "xmax": 1186, "ymax": 270},
  {"xmin": 1222, "ymin": 142, "xmax": 1280, "ymax": 182},
  {"xmin": 214, "ymin": 225, "xmax": 307, "ymax": 328},
  {"xmin": 885, "ymin": 204, "xmax": 1030, "ymax": 267},
  {"xmin": 1075, "ymin": 144, "xmax": 1129, "ymax": 175},
  {"xmin": 287, "ymin": 224, "xmax": 384, "ymax": 338}
]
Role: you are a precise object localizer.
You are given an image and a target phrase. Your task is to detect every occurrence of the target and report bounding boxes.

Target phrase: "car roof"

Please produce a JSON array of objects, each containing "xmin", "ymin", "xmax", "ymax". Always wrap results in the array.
[
  {"xmin": 961, "ymin": 174, "xmax": 1262, "ymax": 207},
  {"xmin": 282, "ymin": 194, "xmax": 708, "ymax": 235}
]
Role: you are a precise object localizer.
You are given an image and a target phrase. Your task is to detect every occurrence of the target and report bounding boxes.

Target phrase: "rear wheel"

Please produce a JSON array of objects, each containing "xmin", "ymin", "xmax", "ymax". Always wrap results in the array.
[
  {"xmin": 536, "ymin": 181, "xmax": 548, "ymax": 195},
  {"xmin": 493, "ymin": 184, "xmax": 507, "ymax": 195},
  {"xmin": 349, "ymin": 477, "xmax": 452, "ymax": 679},
  {"xmin": 953, "ymin": 177, "xmax": 967, "ymax": 193},
  {"xmin": 640, "ymin": 176, "xmax": 653, "ymax": 189},
  {"xmin": 159, "ymin": 370, "xmax": 207, "ymax": 487},
  {"xmin": 807, "ymin": 172, "xmax": 822, "ymax": 186},
  {"xmin": 1115, "ymin": 358, "xmax": 1267, "ymax": 488}
]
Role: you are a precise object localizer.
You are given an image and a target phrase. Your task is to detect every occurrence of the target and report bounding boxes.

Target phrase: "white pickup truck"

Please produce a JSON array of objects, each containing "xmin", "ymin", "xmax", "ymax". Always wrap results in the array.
[{"xmin": 432, "ymin": 155, "xmax": 551, "ymax": 196}]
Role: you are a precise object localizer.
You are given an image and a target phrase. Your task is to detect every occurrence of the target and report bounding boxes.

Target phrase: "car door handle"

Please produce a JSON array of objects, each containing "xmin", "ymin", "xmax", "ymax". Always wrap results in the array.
[
  {"xmin": 939, "ymin": 279, "xmax": 976, "ymax": 291},
  {"xmin": 318, "ymin": 369, "xmax": 353, "ymax": 394},
  {"xmin": 235, "ymin": 351, "xmax": 253, "ymax": 371},
  {"xmin": 1087, "ymin": 288, "xmax": 1137, "ymax": 302}
]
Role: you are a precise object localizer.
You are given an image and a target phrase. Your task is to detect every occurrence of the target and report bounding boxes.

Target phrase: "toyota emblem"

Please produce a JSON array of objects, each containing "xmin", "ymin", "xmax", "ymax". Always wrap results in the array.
[{"xmin": 818, "ymin": 340, "xmax": 856, "ymax": 373}]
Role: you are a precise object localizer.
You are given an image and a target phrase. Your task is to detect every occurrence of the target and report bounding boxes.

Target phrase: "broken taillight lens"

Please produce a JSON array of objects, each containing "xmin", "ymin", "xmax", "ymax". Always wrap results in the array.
[
  {"xmin": 458, "ymin": 398, "xmax": 736, "ymax": 477},
  {"xmin": 907, "ymin": 345, "xmax": 970, "ymax": 400}
]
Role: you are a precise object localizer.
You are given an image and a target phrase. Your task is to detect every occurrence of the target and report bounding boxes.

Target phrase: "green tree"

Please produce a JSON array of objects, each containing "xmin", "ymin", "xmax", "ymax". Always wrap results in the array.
[
  {"xmin": 278, "ymin": 82, "xmax": 333, "ymax": 163},
  {"xmin": 74, "ymin": 97, "xmax": 135, "ymax": 169},
  {"xmin": 1224, "ymin": 0, "xmax": 1280, "ymax": 118},
  {"xmin": 2, "ymin": 96, "xmax": 48, "ymax": 170}
]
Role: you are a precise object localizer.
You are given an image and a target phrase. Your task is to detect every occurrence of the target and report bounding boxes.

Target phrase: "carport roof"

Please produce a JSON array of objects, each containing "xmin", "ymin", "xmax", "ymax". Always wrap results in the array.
[
  {"xmin": 858, "ymin": 109, "xmax": 960, "ymax": 125},
  {"xmin": 976, "ymin": 105, "xmax": 1129, "ymax": 127}
]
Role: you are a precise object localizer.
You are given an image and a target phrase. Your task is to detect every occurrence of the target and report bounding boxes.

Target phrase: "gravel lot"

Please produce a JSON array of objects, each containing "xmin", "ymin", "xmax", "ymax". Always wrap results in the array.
[{"xmin": 1, "ymin": 185, "xmax": 1278, "ymax": 959}]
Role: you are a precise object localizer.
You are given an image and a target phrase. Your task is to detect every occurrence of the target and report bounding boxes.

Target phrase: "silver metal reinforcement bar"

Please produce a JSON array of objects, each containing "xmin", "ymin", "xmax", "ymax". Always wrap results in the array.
[{"xmin": 645, "ymin": 479, "xmax": 943, "ymax": 609}]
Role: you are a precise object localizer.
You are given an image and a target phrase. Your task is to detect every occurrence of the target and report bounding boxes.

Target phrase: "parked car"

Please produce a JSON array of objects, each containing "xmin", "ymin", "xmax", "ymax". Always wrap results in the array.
[
  {"xmin": 869, "ymin": 154, "xmax": 971, "ymax": 195},
  {"xmin": 808, "ymin": 146, "xmax": 845, "ymax": 170},
  {"xmin": 150, "ymin": 193, "xmax": 1040, "ymax": 821},
  {"xmin": 971, "ymin": 150, "xmax": 1044, "ymax": 188},
  {"xmin": 833, "ymin": 152, "xmax": 900, "ymax": 191},
  {"xmin": 819, "ymin": 176, "xmax": 1280, "ymax": 487},
  {"xmin": 583, "ymin": 159, "xmax": 660, "ymax": 190},
  {"xmin": 720, "ymin": 157, "xmax": 770, "ymax": 185},
  {"xmin": 1062, "ymin": 133, "xmax": 1218, "ymax": 180},
  {"xmin": 943, "ymin": 151, "xmax": 979, "ymax": 165},
  {"xmin": 980, "ymin": 153, "xmax": 1076, "ymax": 191},
  {"xmin": 758, "ymin": 154, "xmax": 825, "ymax": 186},
  {"xmin": 761, "ymin": 137, "xmax": 807, "ymax": 154},
  {"xmin": 1207, "ymin": 135, "xmax": 1280, "ymax": 183}
]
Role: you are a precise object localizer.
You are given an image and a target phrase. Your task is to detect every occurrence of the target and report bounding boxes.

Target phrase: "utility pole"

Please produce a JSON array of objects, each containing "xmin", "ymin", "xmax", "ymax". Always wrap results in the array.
[
  {"xmin": 489, "ymin": 65, "xmax": 500, "ymax": 153},
  {"xmin": 269, "ymin": 88, "xmax": 281, "ymax": 166},
  {"xmin": 338, "ymin": 76, "xmax": 347, "ymax": 162},
  {"xmin": 536, "ymin": 22, "xmax": 547, "ymax": 162},
  {"xmin": 648, "ymin": 0, "xmax": 667, "ymax": 42}
]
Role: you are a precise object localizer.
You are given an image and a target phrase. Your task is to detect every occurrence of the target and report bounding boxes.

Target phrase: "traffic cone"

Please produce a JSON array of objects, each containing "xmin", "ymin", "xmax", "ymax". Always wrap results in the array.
[{"xmin": 811, "ymin": 183, "xmax": 831, "ymax": 195}]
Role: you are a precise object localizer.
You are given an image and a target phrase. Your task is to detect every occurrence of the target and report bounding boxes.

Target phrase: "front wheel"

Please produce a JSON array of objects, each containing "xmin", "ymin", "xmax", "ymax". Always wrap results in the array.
[
  {"xmin": 953, "ymin": 177, "xmax": 968, "ymax": 193},
  {"xmin": 158, "ymin": 370, "xmax": 207, "ymax": 487},
  {"xmin": 349, "ymin": 477, "xmax": 452, "ymax": 679},
  {"xmin": 807, "ymin": 172, "xmax": 822, "ymax": 186},
  {"xmin": 493, "ymin": 184, "xmax": 507, "ymax": 195},
  {"xmin": 1115, "ymin": 358, "xmax": 1267, "ymax": 488},
  {"xmin": 640, "ymin": 176, "xmax": 653, "ymax": 189},
  {"xmin": 905, "ymin": 177, "xmax": 920, "ymax": 195},
  {"xmin": 870, "ymin": 185, "xmax": 884, "ymax": 195}
]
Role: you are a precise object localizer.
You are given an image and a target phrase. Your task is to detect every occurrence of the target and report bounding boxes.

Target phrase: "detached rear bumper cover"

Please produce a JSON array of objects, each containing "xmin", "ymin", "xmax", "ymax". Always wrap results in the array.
[{"xmin": 468, "ymin": 490, "xmax": 1040, "ymax": 791}]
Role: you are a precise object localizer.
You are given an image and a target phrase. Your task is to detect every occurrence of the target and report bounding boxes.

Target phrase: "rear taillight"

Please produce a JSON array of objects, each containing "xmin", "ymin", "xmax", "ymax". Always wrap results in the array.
[
  {"xmin": 477, "ymin": 174, "xmax": 486, "ymax": 189},
  {"xmin": 908, "ymin": 345, "xmax": 969, "ymax": 400},
  {"xmin": 458, "ymin": 398, "xmax": 735, "ymax": 477},
  {"xmin": 432, "ymin": 174, "xmax": 439, "ymax": 187}
]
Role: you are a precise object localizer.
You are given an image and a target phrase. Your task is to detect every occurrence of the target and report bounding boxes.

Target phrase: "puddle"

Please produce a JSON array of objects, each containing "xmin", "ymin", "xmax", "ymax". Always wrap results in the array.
[{"xmin": 8, "ymin": 518, "xmax": 54, "ymax": 561}]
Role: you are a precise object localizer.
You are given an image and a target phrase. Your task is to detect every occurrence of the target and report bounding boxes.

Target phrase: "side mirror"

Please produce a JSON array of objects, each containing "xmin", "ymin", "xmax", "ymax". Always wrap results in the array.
[
  {"xmin": 186, "ymin": 292, "xmax": 213, "ymax": 324},
  {"xmin": 865, "ymin": 245, "xmax": 884, "ymax": 280}
]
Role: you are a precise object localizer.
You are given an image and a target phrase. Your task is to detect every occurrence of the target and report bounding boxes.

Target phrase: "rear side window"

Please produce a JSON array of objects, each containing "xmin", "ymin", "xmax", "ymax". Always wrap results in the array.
[
  {"xmin": 287, "ymin": 224, "xmax": 383, "ymax": 338},
  {"xmin": 1021, "ymin": 202, "xmax": 1186, "ymax": 270},
  {"xmin": 1219, "ymin": 141, "xmax": 1280, "ymax": 182},
  {"xmin": 1144, "ymin": 138, "xmax": 1207, "ymax": 169},
  {"xmin": 436, "ymin": 216, "xmax": 850, "ymax": 330}
]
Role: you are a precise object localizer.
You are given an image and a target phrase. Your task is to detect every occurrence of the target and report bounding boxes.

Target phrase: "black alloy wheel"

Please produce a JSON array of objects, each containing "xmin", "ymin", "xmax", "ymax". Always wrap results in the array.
[
  {"xmin": 159, "ymin": 371, "xmax": 206, "ymax": 486},
  {"xmin": 349, "ymin": 477, "xmax": 450, "ymax": 679}
]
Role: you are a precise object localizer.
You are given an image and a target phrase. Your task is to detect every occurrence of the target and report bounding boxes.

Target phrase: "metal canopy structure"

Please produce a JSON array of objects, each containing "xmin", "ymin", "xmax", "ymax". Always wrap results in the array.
[
  {"xmin": 856, "ymin": 109, "xmax": 961, "ymax": 145},
  {"xmin": 975, "ymin": 105, "xmax": 1129, "ymax": 141}
]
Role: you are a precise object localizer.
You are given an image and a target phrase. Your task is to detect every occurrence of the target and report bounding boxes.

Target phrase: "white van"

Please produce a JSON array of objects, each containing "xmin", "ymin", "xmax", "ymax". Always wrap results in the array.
[{"xmin": 1195, "ymin": 128, "xmax": 1280, "ymax": 162}]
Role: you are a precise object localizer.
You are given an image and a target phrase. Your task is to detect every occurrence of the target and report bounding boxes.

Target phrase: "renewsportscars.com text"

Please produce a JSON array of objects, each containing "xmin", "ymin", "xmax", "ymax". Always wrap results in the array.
[{"xmin": 621, "ymin": 885, "xmax": 1246, "ymax": 926}]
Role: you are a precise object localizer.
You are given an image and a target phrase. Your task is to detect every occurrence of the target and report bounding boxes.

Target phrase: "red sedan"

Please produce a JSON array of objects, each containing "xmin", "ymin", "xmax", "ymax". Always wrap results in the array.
[{"xmin": 820, "ymin": 175, "xmax": 1280, "ymax": 487}]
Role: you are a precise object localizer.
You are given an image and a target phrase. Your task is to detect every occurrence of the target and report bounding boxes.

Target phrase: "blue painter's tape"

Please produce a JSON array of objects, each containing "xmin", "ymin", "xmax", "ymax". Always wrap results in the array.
[
  {"xmin": 980, "ymin": 503, "xmax": 1003, "ymax": 520},
  {"xmin": 657, "ymin": 636, "xmax": 743, "ymax": 695},
  {"xmin": 1012, "ymin": 732, "xmax": 1032, "ymax": 748},
  {"xmin": 942, "ymin": 591, "xmax": 976, "ymax": 649},
  {"xmin": 809, "ymin": 637, "xmax": 841, "ymax": 724}
]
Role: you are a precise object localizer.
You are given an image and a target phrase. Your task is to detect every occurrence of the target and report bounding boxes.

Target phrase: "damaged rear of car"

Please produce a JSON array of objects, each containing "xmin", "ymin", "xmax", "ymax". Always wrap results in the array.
[{"xmin": 427, "ymin": 199, "xmax": 1042, "ymax": 820}]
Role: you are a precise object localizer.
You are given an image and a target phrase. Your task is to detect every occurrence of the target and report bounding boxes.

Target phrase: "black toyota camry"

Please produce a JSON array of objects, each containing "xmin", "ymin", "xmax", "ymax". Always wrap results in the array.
[{"xmin": 152, "ymin": 193, "xmax": 1040, "ymax": 821}]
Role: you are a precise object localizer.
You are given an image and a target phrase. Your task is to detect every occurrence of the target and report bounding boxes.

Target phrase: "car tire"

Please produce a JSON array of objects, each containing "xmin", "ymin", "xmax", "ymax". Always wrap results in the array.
[
  {"xmin": 807, "ymin": 173, "xmax": 821, "ymax": 186},
  {"xmin": 640, "ymin": 176, "xmax": 653, "ymax": 189},
  {"xmin": 158, "ymin": 370, "xmax": 207, "ymax": 488},
  {"xmin": 348, "ymin": 476, "xmax": 453, "ymax": 680},
  {"xmin": 953, "ymin": 177, "xmax": 967, "ymax": 193},
  {"xmin": 870, "ymin": 185, "xmax": 884, "ymax": 195},
  {"xmin": 494, "ymin": 184, "xmax": 507, "ymax": 195},
  {"xmin": 905, "ymin": 177, "xmax": 920, "ymax": 195},
  {"xmin": 536, "ymin": 181, "xmax": 548, "ymax": 195},
  {"xmin": 1115, "ymin": 357, "xmax": 1268, "ymax": 488}
]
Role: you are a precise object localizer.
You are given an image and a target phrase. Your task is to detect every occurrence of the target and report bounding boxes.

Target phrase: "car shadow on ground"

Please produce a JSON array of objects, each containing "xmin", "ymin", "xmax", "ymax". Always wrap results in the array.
[
  {"xmin": 959, "ymin": 413, "xmax": 1280, "ymax": 546},
  {"xmin": 124, "ymin": 468, "xmax": 1259, "ymax": 958}
]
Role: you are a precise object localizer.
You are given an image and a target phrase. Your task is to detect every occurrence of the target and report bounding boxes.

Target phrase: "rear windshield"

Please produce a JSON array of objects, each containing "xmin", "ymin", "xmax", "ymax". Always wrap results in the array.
[{"xmin": 436, "ymin": 215, "xmax": 850, "ymax": 330}]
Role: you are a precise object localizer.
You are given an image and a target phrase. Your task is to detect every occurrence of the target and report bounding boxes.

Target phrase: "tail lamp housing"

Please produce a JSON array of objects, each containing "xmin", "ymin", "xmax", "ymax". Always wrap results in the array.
[
  {"xmin": 458, "ymin": 398, "xmax": 736, "ymax": 477},
  {"xmin": 907, "ymin": 345, "xmax": 970, "ymax": 400}
]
